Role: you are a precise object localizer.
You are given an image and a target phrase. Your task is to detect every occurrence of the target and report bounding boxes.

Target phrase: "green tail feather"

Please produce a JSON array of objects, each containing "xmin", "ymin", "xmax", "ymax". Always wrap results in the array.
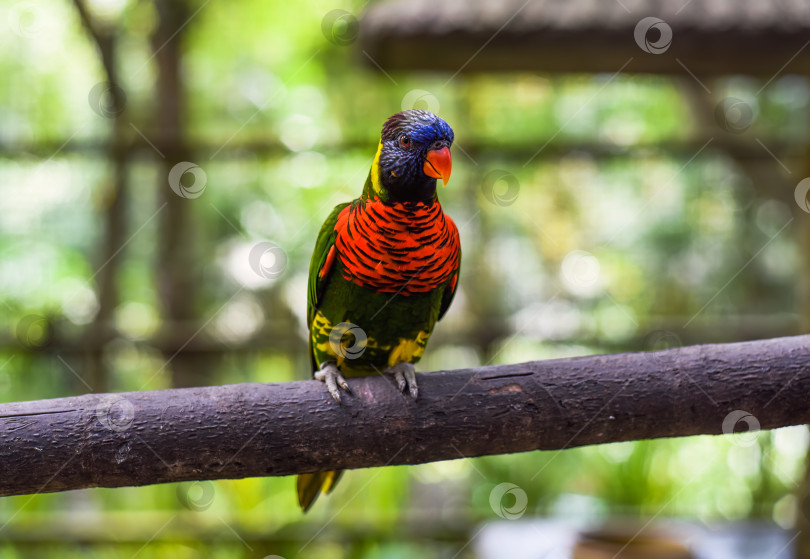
[{"xmin": 296, "ymin": 470, "xmax": 343, "ymax": 512}]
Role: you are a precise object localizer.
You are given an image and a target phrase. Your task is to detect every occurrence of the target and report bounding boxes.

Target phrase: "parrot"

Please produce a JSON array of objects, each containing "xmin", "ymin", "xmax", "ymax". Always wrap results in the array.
[{"xmin": 296, "ymin": 110, "xmax": 461, "ymax": 511}]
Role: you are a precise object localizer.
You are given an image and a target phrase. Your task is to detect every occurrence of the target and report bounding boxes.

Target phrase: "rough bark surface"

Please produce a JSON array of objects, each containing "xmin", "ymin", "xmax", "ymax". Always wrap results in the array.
[{"xmin": 1, "ymin": 335, "xmax": 808, "ymax": 497}]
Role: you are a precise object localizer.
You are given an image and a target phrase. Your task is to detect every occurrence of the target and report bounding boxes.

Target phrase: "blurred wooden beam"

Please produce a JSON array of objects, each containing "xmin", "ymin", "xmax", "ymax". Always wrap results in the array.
[
  {"xmin": 2, "ymin": 137, "xmax": 806, "ymax": 163},
  {"xmin": 0, "ymin": 334, "xmax": 808, "ymax": 497},
  {"xmin": 361, "ymin": 0, "xmax": 810, "ymax": 76}
]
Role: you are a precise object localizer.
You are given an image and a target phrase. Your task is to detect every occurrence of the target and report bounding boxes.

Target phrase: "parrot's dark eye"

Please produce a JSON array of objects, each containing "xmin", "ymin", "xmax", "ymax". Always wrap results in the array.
[{"xmin": 399, "ymin": 135, "xmax": 411, "ymax": 148}]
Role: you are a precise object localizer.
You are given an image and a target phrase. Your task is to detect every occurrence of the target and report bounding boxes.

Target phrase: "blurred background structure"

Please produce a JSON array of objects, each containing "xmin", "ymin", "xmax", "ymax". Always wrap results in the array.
[{"xmin": 1, "ymin": 0, "xmax": 810, "ymax": 557}]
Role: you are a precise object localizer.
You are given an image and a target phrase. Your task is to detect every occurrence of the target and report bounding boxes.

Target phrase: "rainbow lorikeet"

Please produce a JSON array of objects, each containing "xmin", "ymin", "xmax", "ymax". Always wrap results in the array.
[{"xmin": 296, "ymin": 110, "xmax": 461, "ymax": 511}]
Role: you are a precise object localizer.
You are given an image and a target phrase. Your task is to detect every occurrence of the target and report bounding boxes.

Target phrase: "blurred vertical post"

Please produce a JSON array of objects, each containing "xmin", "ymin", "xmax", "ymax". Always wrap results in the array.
[
  {"xmin": 72, "ymin": 0, "xmax": 128, "ymax": 394},
  {"xmin": 151, "ymin": 0, "xmax": 208, "ymax": 388}
]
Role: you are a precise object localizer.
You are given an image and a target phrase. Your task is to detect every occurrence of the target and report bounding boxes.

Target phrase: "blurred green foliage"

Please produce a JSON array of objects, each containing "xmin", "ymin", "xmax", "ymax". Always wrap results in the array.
[{"xmin": 0, "ymin": 0, "xmax": 808, "ymax": 557}]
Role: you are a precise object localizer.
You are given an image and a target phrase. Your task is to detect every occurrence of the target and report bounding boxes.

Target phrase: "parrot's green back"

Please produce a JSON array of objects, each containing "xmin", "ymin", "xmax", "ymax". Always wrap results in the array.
[{"xmin": 306, "ymin": 202, "xmax": 350, "ymax": 372}]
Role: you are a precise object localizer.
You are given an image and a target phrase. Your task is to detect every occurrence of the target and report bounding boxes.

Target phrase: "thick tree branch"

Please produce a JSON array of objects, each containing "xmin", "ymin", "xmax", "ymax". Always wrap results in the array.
[{"xmin": 0, "ymin": 334, "xmax": 808, "ymax": 497}]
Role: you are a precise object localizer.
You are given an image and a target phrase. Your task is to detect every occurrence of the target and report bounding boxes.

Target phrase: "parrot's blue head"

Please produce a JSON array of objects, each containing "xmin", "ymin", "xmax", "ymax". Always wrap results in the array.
[{"xmin": 371, "ymin": 110, "xmax": 454, "ymax": 203}]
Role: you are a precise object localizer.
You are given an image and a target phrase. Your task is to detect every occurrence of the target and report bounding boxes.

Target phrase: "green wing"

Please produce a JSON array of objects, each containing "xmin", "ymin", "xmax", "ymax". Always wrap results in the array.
[{"xmin": 307, "ymin": 202, "xmax": 350, "ymax": 368}]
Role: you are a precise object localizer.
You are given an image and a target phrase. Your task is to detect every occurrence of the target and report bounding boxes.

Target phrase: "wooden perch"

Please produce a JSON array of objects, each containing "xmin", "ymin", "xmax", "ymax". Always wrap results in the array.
[{"xmin": 1, "ymin": 335, "xmax": 809, "ymax": 497}]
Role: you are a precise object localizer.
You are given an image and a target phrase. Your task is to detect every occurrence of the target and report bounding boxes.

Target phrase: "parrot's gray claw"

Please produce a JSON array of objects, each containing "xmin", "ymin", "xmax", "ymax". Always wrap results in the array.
[
  {"xmin": 315, "ymin": 362, "xmax": 351, "ymax": 403},
  {"xmin": 387, "ymin": 362, "xmax": 418, "ymax": 400}
]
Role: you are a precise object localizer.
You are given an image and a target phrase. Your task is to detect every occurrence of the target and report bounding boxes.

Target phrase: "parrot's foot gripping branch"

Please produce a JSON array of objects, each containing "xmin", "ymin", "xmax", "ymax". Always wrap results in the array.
[
  {"xmin": 315, "ymin": 362, "xmax": 351, "ymax": 403},
  {"xmin": 387, "ymin": 362, "xmax": 419, "ymax": 400}
]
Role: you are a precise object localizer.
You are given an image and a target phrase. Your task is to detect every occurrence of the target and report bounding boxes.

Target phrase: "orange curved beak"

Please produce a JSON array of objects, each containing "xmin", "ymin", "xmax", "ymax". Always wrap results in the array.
[{"xmin": 423, "ymin": 146, "xmax": 452, "ymax": 187}]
